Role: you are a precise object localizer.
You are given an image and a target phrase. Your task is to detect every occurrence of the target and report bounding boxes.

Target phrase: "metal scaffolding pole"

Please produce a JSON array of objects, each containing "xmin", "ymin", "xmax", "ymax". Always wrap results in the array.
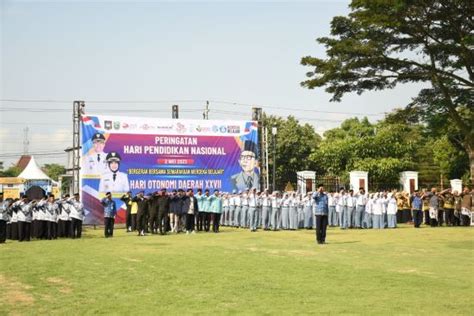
[{"xmin": 71, "ymin": 101, "xmax": 84, "ymax": 195}]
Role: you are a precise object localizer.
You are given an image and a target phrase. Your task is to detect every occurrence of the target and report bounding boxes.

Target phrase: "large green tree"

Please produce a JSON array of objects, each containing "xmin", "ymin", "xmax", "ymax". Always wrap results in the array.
[
  {"xmin": 301, "ymin": 0, "xmax": 474, "ymax": 183},
  {"xmin": 263, "ymin": 115, "xmax": 321, "ymax": 190},
  {"xmin": 42, "ymin": 163, "xmax": 66, "ymax": 181}
]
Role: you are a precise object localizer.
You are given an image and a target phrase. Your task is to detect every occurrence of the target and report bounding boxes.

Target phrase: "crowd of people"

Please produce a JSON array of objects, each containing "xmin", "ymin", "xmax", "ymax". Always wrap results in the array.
[
  {"xmin": 105, "ymin": 185, "xmax": 474, "ymax": 238},
  {"xmin": 0, "ymin": 193, "xmax": 84, "ymax": 243},
  {"xmin": 0, "ymin": 185, "xmax": 472, "ymax": 243}
]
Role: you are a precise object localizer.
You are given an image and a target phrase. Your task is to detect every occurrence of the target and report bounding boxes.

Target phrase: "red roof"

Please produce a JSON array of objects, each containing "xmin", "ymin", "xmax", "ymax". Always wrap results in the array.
[{"xmin": 16, "ymin": 155, "xmax": 32, "ymax": 171}]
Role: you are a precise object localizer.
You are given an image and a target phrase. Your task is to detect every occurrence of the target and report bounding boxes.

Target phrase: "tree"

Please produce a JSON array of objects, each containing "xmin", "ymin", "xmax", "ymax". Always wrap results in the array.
[
  {"xmin": 42, "ymin": 164, "xmax": 66, "ymax": 181},
  {"xmin": 301, "ymin": 0, "xmax": 474, "ymax": 182},
  {"xmin": 263, "ymin": 114, "xmax": 321, "ymax": 190},
  {"xmin": 0, "ymin": 166, "xmax": 22, "ymax": 177}
]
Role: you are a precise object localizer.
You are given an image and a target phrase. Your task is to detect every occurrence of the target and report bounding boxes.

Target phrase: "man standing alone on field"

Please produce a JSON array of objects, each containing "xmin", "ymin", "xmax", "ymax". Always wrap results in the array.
[
  {"xmin": 101, "ymin": 192, "xmax": 116, "ymax": 238},
  {"xmin": 312, "ymin": 184, "xmax": 329, "ymax": 244}
]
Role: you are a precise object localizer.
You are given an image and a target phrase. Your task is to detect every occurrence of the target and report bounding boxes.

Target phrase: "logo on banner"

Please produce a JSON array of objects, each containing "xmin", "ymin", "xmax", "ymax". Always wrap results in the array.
[
  {"xmin": 141, "ymin": 124, "xmax": 151, "ymax": 131},
  {"xmin": 122, "ymin": 122, "xmax": 129, "ymax": 129},
  {"xmin": 227, "ymin": 125, "xmax": 240, "ymax": 133},
  {"xmin": 104, "ymin": 121, "xmax": 112, "ymax": 130},
  {"xmin": 212, "ymin": 125, "xmax": 219, "ymax": 133},
  {"xmin": 114, "ymin": 121, "xmax": 121, "ymax": 130},
  {"xmin": 219, "ymin": 126, "xmax": 227, "ymax": 133},
  {"xmin": 176, "ymin": 123, "xmax": 187, "ymax": 133}
]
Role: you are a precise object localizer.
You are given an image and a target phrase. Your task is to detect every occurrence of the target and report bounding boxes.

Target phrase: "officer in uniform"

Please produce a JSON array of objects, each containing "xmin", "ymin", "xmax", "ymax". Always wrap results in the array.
[
  {"xmin": 69, "ymin": 193, "xmax": 84, "ymax": 238},
  {"xmin": 99, "ymin": 152, "xmax": 130, "ymax": 193},
  {"xmin": 0, "ymin": 194, "xmax": 10, "ymax": 243},
  {"xmin": 230, "ymin": 141, "xmax": 260, "ymax": 192},
  {"xmin": 101, "ymin": 192, "xmax": 117, "ymax": 238},
  {"xmin": 84, "ymin": 133, "xmax": 109, "ymax": 175}
]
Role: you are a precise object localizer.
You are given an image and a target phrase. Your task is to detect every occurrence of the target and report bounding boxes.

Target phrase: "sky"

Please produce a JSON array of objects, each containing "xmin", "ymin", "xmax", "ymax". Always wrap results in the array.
[{"xmin": 0, "ymin": 0, "xmax": 425, "ymax": 168}]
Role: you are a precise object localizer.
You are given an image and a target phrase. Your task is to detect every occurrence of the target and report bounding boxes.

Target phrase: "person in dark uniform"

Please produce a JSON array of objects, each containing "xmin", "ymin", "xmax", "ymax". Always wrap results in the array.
[
  {"xmin": 148, "ymin": 191, "xmax": 160, "ymax": 234},
  {"xmin": 132, "ymin": 191, "xmax": 148, "ymax": 236},
  {"xmin": 157, "ymin": 189, "xmax": 170, "ymax": 235},
  {"xmin": 120, "ymin": 191, "xmax": 133, "ymax": 232}
]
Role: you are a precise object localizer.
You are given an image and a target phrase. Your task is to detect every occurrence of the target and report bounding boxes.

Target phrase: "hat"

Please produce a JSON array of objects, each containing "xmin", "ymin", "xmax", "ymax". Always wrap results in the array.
[
  {"xmin": 92, "ymin": 133, "xmax": 106, "ymax": 142},
  {"xmin": 243, "ymin": 140, "xmax": 258, "ymax": 157},
  {"xmin": 106, "ymin": 152, "xmax": 121, "ymax": 162}
]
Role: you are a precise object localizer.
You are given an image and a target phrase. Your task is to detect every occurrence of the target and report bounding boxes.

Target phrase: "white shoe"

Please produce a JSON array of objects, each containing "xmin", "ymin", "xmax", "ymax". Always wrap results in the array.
[
  {"xmin": 186, "ymin": 231, "xmax": 190, "ymax": 235},
  {"xmin": 192, "ymin": 230, "xmax": 196, "ymax": 234}
]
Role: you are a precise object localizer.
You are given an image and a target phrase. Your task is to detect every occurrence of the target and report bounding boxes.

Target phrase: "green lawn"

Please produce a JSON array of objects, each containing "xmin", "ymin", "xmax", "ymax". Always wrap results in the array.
[{"xmin": 1, "ymin": 225, "xmax": 473, "ymax": 315}]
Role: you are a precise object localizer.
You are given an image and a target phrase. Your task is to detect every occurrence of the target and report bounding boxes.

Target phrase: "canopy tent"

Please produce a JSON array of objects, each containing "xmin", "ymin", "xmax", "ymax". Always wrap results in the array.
[{"xmin": 18, "ymin": 156, "xmax": 51, "ymax": 180}]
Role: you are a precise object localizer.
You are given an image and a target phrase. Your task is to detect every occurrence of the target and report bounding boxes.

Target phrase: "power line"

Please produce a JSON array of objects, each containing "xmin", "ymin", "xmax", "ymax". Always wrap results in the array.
[{"xmin": 1, "ymin": 98, "xmax": 385, "ymax": 117}]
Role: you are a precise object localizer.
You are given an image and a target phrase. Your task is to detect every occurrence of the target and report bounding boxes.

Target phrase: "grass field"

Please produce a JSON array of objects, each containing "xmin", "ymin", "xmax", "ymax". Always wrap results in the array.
[{"xmin": 1, "ymin": 225, "xmax": 473, "ymax": 315}]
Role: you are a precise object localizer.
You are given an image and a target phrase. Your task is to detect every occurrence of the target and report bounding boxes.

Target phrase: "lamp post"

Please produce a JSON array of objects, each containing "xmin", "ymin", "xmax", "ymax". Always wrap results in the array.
[{"xmin": 271, "ymin": 126, "xmax": 277, "ymax": 191}]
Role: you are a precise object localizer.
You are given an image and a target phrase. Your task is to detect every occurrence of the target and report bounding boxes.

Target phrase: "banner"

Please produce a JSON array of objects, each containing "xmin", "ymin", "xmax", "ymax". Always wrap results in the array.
[{"xmin": 80, "ymin": 114, "xmax": 259, "ymax": 224}]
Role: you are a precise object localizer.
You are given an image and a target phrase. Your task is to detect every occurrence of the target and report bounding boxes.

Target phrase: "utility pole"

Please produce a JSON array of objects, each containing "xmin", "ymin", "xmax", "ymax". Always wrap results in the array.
[
  {"xmin": 272, "ymin": 126, "xmax": 277, "ymax": 191},
  {"xmin": 203, "ymin": 100, "xmax": 209, "ymax": 120},
  {"xmin": 252, "ymin": 107, "xmax": 263, "ymax": 190},
  {"xmin": 71, "ymin": 101, "xmax": 84, "ymax": 196},
  {"xmin": 23, "ymin": 127, "xmax": 30, "ymax": 155}
]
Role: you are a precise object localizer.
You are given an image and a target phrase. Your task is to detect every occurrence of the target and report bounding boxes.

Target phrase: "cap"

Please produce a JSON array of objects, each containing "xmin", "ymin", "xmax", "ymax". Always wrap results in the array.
[
  {"xmin": 106, "ymin": 152, "xmax": 121, "ymax": 162},
  {"xmin": 92, "ymin": 133, "xmax": 106, "ymax": 142}
]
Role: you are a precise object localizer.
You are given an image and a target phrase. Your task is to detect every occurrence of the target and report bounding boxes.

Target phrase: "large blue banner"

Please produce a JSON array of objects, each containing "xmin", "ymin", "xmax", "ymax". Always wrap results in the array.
[{"xmin": 80, "ymin": 115, "xmax": 259, "ymax": 224}]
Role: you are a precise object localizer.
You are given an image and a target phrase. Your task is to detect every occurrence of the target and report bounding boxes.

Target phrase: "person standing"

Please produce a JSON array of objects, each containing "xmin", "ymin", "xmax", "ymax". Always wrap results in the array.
[
  {"xmin": 233, "ymin": 192, "xmax": 242, "ymax": 228},
  {"xmin": 327, "ymin": 191, "xmax": 337, "ymax": 227},
  {"xmin": 313, "ymin": 184, "xmax": 329, "ymax": 244},
  {"xmin": 386, "ymin": 194, "xmax": 397, "ymax": 228},
  {"xmin": 69, "ymin": 193, "xmax": 84, "ymax": 239},
  {"xmin": 303, "ymin": 192, "xmax": 314, "ymax": 229},
  {"xmin": 228, "ymin": 191, "xmax": 236, "ymax": 227},
  {"xmin": 453, "ymin": 190, "xmax": 462, "ymax": 226},
  {"xmin": 346, "ymin": 190, "xmax": 356, "ymax": 229},
  {"xmin": 270, "ymin": 191, "xmax": 281, "ymax": 231},
  {"xmin": 120, "ymin": 191, "xmax": 133, "ymax": 232},
  {"xmin": 148, "ymin": 191, "xmax": 160, "ymax": 234},
  {"xmin": 184, "ymin": 188, "xmax": 199, "ymax": 234},
  {"xmin": 411, "ymin": 191, "xmax": 423, "ymax": 228},
  {"xmin": 0, "ymin": 194, "xmax": 10, "ymax": 244},
  {"xmin": 280, "ymin": 193, "xmax": 290, "ymax": 230},
  {"xmin": 17, "ymin": 197, "xmax": 33, "ymax": 242},
  {"xmin": 157, "ymin": 189, "xmax": 171, "ymax": 235},
  {"xmin": 241, "ymin": 190, "xmax": 249, "ymax": 228},
  {"xmin": 195, "ymin": 189, "xmax": 205, "ymax": 231},
  {"xmin": 101, "ymin": 192, "xmax": 117, "ymax": 238},
  {"xmin": 248, "ymin": 189, "xmax": 258, "ymax": 232},
  {"xmin": 442, "ymin": 190, "xmax": 455, "ymax": 226},
  {"xmin": 133, "ymin": 191, "xmax": 148, "ymax": 236},
  {"xmin": 202, "ymin": 190, "xmax": 212, "ymax": 232},
  {"xmin": 364, "ymin": 194, "xmax": 374, "ymax": 229},
  {"xmin": 209, "ymin": 190, "xmax": 222, "ymax": 233},
  {"xmin": 288, "ymin": 192, "xmax": 298, "ymax": 230},
  {"xmin": 355, "ymin": 188, "xmax": 367, "ymax": 229},
  {"xmin": 261, "ymin": 190, "xmax": 271, "ymax": 230},
  {"xmin": 460, "ymin": 187, "xmax": 472, "ymax": 226}
]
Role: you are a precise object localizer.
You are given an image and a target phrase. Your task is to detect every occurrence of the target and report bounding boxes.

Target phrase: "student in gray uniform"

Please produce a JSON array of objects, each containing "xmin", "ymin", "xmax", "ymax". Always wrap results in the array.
[
  {"xmin": 346, "ymin": 190, "xmax": 356, "ymax": 228},
  {"xmin": 261, "ymin": 191, "xmax": 271, "ymax": 230},
  {"xmin": 288, "ymin": 193, "xmax": 298, "ymax": 230},
  {"xmin": 355, "ymin": 188, "xmax": 367, "ymax": 229},
  {"xmin": 327, "ymin": 191, "xmax": 337, "ymax": 227},
  {"xmin": 280, "ymin": 193, "xmax": 290, "ymax": 230},
  {"xmin": 303, "ymin": 193, "xmax": 313, "ymax": 229},
  {"xmin": 228, "ymin": 191, "xmax": 236, "ymax": 227},
  {"xmin": 270, "ymin": 191, "xmax": 281, "ymax": 230},
  {"xmin": 248, "ymin": 189, "xmax": 258, "ymax": 232},
  {"xmin": 233, "ymin": 192, "xmax": 242, "ymax": 228},
  {"xmin": 241, "ymin": 190, "xmax": 249, "ymax": 228},
  {"xmin": 297, "ymin": 194, "xmax": 305, "ymax": 229}
]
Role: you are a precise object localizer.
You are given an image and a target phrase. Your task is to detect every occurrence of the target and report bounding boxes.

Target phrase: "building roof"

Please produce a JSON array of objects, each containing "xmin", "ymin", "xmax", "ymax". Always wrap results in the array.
[
  {"xmin": 16, "ymin": 155, "xmax": 32, "ymax": 171},
  {"xmin": 17, "ymin": 156, "xmax": 51, "ymax": 180}
]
